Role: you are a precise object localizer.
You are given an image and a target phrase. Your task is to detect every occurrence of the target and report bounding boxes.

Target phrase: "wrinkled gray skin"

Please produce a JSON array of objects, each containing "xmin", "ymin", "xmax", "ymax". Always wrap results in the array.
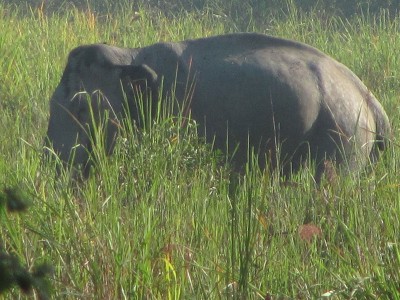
[{"xmin": 45, "ymin": 33, "xmax": 391, "ymax": 182}]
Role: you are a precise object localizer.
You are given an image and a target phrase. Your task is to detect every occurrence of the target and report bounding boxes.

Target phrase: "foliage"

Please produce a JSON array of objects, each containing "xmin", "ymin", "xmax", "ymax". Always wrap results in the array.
[
  {"xmin": 0, "ymin": 187, "xmax": 53, "ymax": 298},
  {"xmin": 0, "ymin": 1, "xmax": 399, "ymax": 298},
  {"xmin": 3, "ymin": 0, "xmax": 399, "ymax": 19}
]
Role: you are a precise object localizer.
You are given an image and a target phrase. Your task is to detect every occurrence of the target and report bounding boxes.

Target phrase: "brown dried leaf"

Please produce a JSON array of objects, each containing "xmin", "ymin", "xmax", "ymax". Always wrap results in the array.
[{"xmin": 298, "ymin": 223, "xmax": 322, "ymax": 243}]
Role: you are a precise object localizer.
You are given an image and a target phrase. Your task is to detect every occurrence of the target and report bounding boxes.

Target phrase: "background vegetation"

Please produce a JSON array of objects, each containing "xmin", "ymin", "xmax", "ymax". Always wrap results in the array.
[
  {"xmin": 4, "ymin": 0, "xmax": 399, "ymax": 17},
  {"xmin": 0, "ymin": 0, "xmax": 399, "ymax": 298}
]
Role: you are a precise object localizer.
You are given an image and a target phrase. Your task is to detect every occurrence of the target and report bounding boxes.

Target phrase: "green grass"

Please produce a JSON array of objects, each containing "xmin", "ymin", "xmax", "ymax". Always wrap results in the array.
[{"xmin": 1, "ymin": 1, "xmax": 400, "ymax": 299}]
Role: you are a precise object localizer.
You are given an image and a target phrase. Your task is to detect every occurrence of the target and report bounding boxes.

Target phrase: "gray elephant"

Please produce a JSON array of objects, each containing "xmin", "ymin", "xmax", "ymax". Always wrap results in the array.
[{"xmin": 45, "ymin": 33, "xmax": 391, "ymax": 182}]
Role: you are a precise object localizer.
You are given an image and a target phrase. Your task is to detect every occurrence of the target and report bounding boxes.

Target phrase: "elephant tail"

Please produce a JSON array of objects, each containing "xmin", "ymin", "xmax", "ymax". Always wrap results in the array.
[{"xmin": 368, "ymin": 92, "xmax": 391, "ymax": 162}]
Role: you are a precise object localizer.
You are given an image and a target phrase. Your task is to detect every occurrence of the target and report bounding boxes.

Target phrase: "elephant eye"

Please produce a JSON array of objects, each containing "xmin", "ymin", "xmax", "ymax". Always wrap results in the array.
[
  {"xmin": 71, "ymin": 91, "xmax": 90, "ymax": 122},
  {"xmin": 77, "ymin": 102, "xmax": 89, "ymax": 121}
]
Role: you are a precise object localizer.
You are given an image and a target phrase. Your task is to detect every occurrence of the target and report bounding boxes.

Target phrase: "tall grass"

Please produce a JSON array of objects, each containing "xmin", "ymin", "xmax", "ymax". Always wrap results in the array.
[{"xmin": 0, "ymin": 2, "xmax": 399, "ymax": 299}]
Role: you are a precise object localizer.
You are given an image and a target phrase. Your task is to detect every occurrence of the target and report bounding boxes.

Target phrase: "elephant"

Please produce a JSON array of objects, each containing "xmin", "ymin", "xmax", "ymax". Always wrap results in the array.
[{"xmin": 45, "ymin": 33, "xmax": 391, "ymax": 182}]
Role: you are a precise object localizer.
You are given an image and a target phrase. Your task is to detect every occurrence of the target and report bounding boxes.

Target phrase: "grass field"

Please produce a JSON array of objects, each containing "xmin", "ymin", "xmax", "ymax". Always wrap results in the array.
[{"xmin": 1, "ymin": 1, "xmax": 400, "ymax": 299}]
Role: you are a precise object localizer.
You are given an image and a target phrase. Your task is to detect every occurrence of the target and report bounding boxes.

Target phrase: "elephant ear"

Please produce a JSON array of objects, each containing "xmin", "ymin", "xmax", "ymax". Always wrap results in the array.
[{"xmin": 118, "ymin": 64, "xmax": 159, "ymax": 123}]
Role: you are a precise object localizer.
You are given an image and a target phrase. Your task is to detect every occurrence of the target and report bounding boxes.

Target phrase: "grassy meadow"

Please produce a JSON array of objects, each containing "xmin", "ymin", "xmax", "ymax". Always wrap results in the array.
[{"xmin": 1, "ymin": 1, "xmax": 400, "ymax": 299}]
